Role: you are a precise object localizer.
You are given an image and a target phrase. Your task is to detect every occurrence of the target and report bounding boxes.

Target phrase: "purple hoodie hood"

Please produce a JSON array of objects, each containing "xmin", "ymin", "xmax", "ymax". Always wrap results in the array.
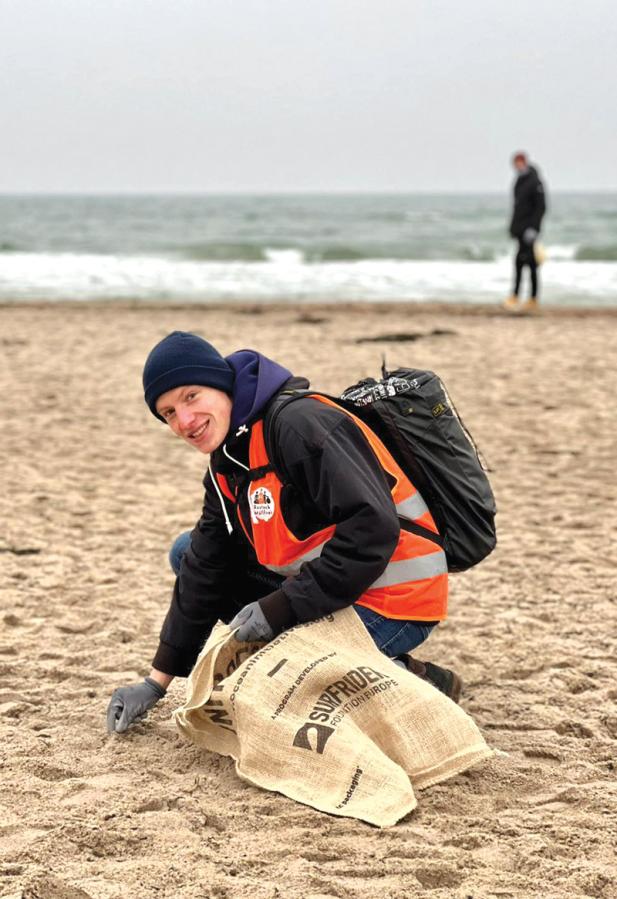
[{"xmin": 226, "ymin": 349, "xmax": 293, "ymax": 432}]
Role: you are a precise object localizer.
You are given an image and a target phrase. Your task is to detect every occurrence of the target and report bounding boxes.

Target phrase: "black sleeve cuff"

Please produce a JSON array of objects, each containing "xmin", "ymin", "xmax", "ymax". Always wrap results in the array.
[
  {"xmin": 259, "ymin": 589, "xmax": 297, "ymax": 634},
  {"xmin": 152, "ymin": 641, "xmax": 201, "ymax": 678}
]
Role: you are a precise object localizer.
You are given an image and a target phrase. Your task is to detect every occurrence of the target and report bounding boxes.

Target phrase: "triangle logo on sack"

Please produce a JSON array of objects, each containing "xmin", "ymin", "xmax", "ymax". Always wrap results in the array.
[{"xmin": 250, "ymin": 486, "xmax": 275, "ymax": 523}]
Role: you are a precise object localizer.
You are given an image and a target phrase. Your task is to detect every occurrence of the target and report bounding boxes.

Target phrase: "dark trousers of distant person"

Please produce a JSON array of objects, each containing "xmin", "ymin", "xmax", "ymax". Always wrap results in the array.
[{"xmin": 513, "ymin": 238, "xmax": 538, "ymax": 299}]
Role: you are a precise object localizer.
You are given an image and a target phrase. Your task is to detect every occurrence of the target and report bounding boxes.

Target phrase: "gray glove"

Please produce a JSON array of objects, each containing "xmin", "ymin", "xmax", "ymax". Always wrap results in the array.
[
  {"xmin": 106, "ymin": 677, "xmax": 166, "ymax": 734},
  {"xmin": 229, "ymin": 601, "xmax": 275, "ymax": 643},
  {"xmin": 523, "ymin": 227, "xmax": 538, "ymax": 244}
]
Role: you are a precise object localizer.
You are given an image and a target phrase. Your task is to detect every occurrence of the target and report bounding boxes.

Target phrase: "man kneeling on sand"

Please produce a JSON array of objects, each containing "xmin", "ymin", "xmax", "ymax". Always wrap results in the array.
[{"xmin": 107, "ymin": 332, "xmax": 461, "ymax": 733}]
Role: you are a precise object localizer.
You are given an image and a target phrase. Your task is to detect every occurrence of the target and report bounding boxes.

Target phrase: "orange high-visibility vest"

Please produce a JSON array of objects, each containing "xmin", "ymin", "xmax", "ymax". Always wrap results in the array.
[{"xmin": 217, "ymin": 395, "xmax": 448, "ymax": 621}]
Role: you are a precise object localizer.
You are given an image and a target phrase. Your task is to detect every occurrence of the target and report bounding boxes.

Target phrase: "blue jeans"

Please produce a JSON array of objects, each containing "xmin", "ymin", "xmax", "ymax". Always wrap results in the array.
[
  {"xmin": 169, "ymin": 531, "xmax": 192, "ymax": 576},
  {"xmin": 169, "ymin": 530, "xmax": 435, "ymax": 658},
  {"xmin": 353, "ymin": 605, "xmax": 435, "ymax": 657}
]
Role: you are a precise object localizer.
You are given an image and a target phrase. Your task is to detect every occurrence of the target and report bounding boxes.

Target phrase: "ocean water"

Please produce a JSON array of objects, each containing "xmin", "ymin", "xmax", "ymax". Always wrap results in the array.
[{"xmin": 1, "ymin": 193, "xmax": 616, "ymax": 305}]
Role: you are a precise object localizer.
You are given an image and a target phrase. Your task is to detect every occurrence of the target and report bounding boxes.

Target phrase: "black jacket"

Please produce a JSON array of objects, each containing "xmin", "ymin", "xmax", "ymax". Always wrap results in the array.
[
  {"xmin": 152, "ymin": 389, "xmax": 400, "ymax": 676},
  {"xmin": 509, "ymin": 165, "xmax": 546, "ymax": 238}
]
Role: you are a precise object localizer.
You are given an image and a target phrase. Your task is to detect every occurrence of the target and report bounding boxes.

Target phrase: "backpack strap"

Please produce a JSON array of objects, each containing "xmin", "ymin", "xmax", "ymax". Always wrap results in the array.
[
  {"xmin": 265, "ymin": 387, "xmax": 445, "ymax": 552},
  {"xmin": 263, "ymin": 387, "xmax": 351, "ymax": 481},
  {"xmin": 398, "ymin": 518, "xmax": 444, "ymax": 549},
  {"xmin": 263, "ymin": 389, "xmax": 312, "ymax": 484}
]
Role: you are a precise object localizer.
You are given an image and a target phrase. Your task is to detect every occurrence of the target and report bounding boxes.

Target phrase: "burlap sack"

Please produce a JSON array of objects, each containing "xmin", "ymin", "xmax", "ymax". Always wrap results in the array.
[{"xmin": 174, "ymin": 607, "xmax": 492, "ymax": 826}]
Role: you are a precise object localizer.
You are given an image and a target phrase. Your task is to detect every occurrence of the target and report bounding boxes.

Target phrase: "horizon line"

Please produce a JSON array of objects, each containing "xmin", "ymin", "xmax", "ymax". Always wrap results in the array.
[{"xmin": 1, "ymin": 187, "xmax": 616, "ymax": 198}]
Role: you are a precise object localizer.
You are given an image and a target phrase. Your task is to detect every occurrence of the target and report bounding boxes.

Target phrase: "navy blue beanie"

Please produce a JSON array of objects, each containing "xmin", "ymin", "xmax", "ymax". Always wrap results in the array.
[{"xmin": 143, "ymin": 331, "xmax": 235, "ymax": 421}]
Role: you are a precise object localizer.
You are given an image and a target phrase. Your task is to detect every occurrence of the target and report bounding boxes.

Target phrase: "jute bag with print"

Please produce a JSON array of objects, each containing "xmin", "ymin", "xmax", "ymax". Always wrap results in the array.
[{"xmin": 174, "ymin": 607, "xmax": 492, "ymax": 827}]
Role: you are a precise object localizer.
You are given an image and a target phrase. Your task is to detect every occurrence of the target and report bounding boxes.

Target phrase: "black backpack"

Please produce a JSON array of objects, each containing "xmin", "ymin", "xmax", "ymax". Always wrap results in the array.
[{"xmin": 265, "ymin": 367, "xmax": 497, "ymax": 573}]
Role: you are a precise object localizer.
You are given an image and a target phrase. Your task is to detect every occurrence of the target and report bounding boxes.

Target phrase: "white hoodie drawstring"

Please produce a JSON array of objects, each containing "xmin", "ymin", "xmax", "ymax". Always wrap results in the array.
[
  {"xmin": 222, "ymin": 444, "xmax": 250, "ymax": 471},
  {"xmin": 210, "ymin": 443, "xmax": 250, "ymax": 535},
  {"xmin": 209, "ymin": 461, "xmax": 233, "ymax": 535}
]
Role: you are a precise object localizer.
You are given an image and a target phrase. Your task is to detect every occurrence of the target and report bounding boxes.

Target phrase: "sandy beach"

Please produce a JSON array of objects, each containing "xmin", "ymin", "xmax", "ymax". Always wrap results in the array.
[{"xmin": 1, "ymin": 300, "xmax": 616, "ymax": 899}]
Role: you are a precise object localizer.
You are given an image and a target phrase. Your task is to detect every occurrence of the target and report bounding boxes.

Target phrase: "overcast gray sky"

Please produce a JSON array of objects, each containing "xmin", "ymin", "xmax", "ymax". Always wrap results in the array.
[{"xmin": 2, "ymin": 0, "xmax": 616, "ymax": 193}]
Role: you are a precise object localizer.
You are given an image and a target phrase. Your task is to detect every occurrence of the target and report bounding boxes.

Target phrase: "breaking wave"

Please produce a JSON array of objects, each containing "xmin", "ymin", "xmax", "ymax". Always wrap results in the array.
[
  {"xmin": 177, "ymin": 242, "xmax": 502, "ymax": 263},
  {"xmin": 1, "ymin": 250, "xmax": 616, "ymax": 306}
]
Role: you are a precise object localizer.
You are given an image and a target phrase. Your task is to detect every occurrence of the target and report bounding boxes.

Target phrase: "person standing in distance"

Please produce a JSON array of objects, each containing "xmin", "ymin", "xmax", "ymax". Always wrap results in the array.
[
  {"xmin": 106, "ymin": 332, "xmax": 461, "ymax": 734},
  {"xmin": 504, "ymin": 151, "xmax": 547, "ymax": 313}
]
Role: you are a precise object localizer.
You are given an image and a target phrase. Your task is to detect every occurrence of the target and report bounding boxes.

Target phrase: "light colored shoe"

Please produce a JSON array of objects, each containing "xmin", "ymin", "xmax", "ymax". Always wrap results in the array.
[
  {"xmin": 520, "ymin": 297, "xmax": 539, "ymax": 313},
  {"xmin": 503, "ymin": 295, "xmax": 520, "ymax": 311}
]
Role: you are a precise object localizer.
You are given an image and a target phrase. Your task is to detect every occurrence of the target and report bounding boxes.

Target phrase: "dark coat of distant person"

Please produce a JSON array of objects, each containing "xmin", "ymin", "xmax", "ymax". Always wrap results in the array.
[{"xmin": 509, "ymin": 165, "xmax": 546, "ymax": 238}]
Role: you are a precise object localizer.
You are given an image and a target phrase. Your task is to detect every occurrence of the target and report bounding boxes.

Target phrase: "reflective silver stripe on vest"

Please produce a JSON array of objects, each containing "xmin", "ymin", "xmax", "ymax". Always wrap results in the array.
[
  {"xmin": 265, "ymin": 540, "xmax": 328, "ymax": 576},
  {"xmin": 396, "ymin": 492, "xmax": 429, "ymax": 521},
  {"xmin": 369, "ymin": 550, "xmax": 448, "ymax": 589},
  {"xmin": 265, "ymin": 542, "xmax": 447, "ymax": 586}
]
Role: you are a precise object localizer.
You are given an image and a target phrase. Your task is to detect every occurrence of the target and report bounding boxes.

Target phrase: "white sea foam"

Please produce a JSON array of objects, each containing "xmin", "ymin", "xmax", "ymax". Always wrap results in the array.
[
  {"xmin": 544, "ymin": 244, "xmax": 578, "ymax": 261},
  {"xmin": 1, "ymin": 251, "xmax": 616, "ymax": 305},
  {"xmin": 264, "ymin": 247, "xmax": 305, "ymax": 266}
]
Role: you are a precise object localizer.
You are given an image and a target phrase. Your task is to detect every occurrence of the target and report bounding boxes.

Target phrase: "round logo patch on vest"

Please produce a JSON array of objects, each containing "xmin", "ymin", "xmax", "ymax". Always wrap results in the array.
[{"xmin": 249, "ymin": 486, "xmax": 275, "ymax": 523}]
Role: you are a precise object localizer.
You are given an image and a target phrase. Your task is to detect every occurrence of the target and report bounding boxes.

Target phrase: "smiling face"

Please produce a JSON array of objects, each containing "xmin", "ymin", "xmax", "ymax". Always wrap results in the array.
[{"xmin": 155, "ymin": 384, "xmax": 233, "ymax": 454}]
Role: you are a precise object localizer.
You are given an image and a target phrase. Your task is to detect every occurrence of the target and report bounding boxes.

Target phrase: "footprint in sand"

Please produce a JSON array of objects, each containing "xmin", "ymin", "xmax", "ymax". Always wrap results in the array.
[
  {"xmin": 413, "ymin": 864, "xmax": 465, "ymax": 889},
  {"xmin": 554, "ymin": 720, "xmax": 594, "ymax": 739},
  {"xmin": 21, "ymin": 876, "xmax": 93, "ymax": 899}
]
